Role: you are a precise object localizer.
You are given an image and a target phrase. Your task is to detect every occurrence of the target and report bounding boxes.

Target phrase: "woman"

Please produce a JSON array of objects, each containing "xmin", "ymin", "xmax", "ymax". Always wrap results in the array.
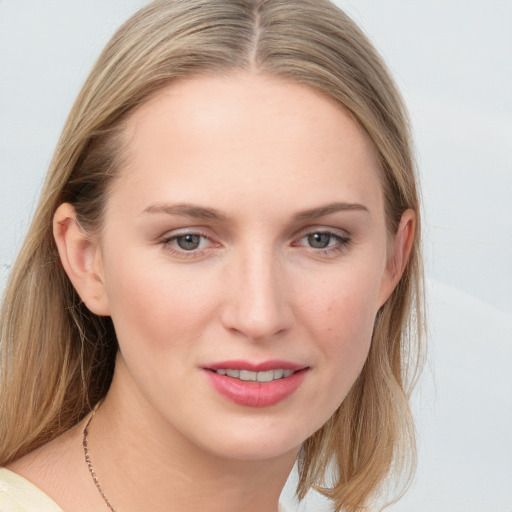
[{"xmin": 0, "ymin": 1, "xmax": 424, "ymax": 511}]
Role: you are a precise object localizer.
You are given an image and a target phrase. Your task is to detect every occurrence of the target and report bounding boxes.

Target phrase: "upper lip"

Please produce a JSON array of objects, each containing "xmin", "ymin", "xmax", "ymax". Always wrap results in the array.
[{"xmin": 204, "ymin": 360, "xmax": 308, "ymax": 372}]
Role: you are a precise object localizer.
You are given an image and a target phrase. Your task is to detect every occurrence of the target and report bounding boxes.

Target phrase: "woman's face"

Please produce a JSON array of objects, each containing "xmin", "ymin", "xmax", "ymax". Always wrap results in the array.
[{"xmin": 85, "ymin": 73, "xmax": 404, "ymax": 460}]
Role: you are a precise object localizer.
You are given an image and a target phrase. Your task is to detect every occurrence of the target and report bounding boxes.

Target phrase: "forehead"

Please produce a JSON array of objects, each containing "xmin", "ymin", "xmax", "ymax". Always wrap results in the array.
[{"xmin": 113, "ymin": 72, "xmax": 384, "ymax": 219}]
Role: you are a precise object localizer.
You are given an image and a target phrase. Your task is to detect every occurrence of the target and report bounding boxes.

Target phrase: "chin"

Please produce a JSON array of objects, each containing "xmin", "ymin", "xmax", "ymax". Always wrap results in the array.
[
  {"xmin": 202, "ymin": 431, "xmax": 302, "ymax": 463},
  {"xmin": 183, "ymin": 410, "xmax": 322, "ymax": 463}
]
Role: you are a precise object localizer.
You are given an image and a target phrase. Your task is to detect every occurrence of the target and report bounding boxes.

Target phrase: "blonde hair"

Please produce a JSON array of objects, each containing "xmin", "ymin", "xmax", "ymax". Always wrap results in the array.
[{"xmin": 0, "ymin": 1, "xmax": 424, "ymax": 510}]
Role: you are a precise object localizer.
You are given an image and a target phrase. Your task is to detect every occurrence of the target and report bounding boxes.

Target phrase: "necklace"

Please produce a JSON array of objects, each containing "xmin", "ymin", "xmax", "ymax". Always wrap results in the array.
[{"xmin": 82, "ymin": 403, "xmax": 117, "ymax": 512}]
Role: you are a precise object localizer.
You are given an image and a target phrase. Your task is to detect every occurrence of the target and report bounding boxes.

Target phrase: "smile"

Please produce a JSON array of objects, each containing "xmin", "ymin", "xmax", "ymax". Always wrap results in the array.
[
  {"xmin": 212, "ymin": 369, "xmax": 296, "ymax": 382},
  {"xmin": 204, "ymin": 361, "xmax": 309, "ymax": 407}
]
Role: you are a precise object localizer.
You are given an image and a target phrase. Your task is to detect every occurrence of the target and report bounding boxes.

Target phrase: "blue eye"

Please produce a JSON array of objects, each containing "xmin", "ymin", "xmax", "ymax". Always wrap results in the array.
[
  {"xmin": 306, "ymin": 232, "xmax": 333, "ymax": 249},
  {"xmin": 161, "ymin": 232, "xmax": 214, "ymax": 256},
  {"xmin": 175, "ymin": 234, "xmax": 202, "ymax": 251},
  {"xmin": 295, "ymin": 231, "xmax": 351, "ymax": 253}
]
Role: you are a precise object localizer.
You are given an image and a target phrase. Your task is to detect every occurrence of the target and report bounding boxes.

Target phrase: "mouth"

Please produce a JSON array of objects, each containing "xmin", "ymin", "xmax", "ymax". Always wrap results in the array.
[
  {"xmin": 203, "ymin": 360, "xmax": 309, "ymax": 407},
  {"xmin": 208, "ymin": 368, "xmax": 297, "ymax": 382}
]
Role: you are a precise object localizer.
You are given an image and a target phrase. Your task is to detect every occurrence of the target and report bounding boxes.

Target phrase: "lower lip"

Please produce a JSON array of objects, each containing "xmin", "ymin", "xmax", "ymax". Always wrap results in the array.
[{"xmin": 204, "ymin": 369, "xmax": 308, "ymax": 408}]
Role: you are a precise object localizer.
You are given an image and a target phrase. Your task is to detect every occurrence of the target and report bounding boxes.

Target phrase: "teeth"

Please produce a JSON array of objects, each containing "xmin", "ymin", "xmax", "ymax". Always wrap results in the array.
[
  {"xmin": 239, "ymin": 370, "xmax": 257, "ymax": 381},
  {"xmin": 214, "ymin": 368, "xmax": 296, "ymax": 381},
  {"xmin": 257, "ymin": 370, "xmax": 274, "ymax": 382},
  {"xmin": 273, "ymin": 369, "xmax": 284, "ymax": 379}
]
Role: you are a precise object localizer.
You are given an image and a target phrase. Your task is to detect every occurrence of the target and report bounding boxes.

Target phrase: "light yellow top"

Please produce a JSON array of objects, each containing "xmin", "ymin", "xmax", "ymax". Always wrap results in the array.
[
  {"xmin": 0, "ymin": 467, "xmax": 291, "ymax": 511},
  {"xmin": 0, "ymin": 468, "xmax": 63, "ymax": 511}
]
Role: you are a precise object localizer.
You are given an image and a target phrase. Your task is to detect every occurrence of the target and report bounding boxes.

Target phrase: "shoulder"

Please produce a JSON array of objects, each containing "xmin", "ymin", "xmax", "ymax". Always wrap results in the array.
[{"xmin": 0, "ymin": 468, "xmax": 63, "ymax": 512}]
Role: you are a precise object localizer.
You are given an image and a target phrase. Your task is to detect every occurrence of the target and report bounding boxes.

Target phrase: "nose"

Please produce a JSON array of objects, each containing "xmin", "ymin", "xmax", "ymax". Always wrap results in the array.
[{"xmin": 219, "ymin": 246, "xmax": 294, "ymax": 341}]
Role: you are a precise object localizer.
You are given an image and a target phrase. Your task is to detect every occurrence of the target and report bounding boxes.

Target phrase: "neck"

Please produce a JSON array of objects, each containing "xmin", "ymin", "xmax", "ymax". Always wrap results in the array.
[{"xmin": 87, "ymin": 363, "xmax": 297, "ymax": 512}]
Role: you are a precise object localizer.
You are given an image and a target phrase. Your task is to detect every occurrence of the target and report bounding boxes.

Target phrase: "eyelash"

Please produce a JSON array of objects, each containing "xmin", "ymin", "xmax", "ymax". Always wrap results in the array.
[
  {"xmin": 293, "ymin": 231, "xmax": 351, "ymax": 255},
  {"xmin": 160, "ymin": 230, "xmax": 217, "ymax": 258},
  {"xmin": 160, "ymin": 229, "xmax": 351, "ymax": 258}
]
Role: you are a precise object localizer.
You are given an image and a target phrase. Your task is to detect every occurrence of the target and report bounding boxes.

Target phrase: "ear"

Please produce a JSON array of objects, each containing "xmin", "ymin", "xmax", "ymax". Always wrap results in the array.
[
  {"xmin": 378, "ymin": 209, "xmax": 416, "ymax": 307},
  {"xmin": 53, "ymin": 203, "xmax": 110, "ymax": 316}
]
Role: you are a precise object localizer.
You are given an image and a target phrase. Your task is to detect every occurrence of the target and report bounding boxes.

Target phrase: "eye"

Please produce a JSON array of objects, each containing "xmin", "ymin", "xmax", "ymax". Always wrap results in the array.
[
  {"xmin": 160, "ymin": 230, "xmax": 218, "ymax": 257},
  {"xmin": 306, "ymin": 232, "xmax": 334, "ymax": 249},
  {"xmin": 293, "ymin": 230, "xmax": 351, "ymax": 254},
  {"xmin": 174, "ymin": 234, "xmax": 203, "ymax": 251}
]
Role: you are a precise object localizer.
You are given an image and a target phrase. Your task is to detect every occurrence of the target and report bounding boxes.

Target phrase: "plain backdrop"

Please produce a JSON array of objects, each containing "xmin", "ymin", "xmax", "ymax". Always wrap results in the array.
[{"xmin": 1, "ymin": 2, "xmax": 511, "ymax": 511}]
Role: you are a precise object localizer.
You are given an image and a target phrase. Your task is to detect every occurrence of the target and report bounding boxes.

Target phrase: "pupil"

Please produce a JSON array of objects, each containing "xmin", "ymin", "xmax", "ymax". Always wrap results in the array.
[
  {"xmin": 177, "ymin": 234, "xmax": 201, "ymax": 250},
  {"xmin": 308, "ymin": 233, "xmax": 330, "ymax": 249}
]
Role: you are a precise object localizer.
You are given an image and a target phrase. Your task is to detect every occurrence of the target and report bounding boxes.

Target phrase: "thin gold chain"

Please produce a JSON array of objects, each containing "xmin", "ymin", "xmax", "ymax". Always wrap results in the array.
[{"xmin": 82, "ymin": 403, "xmax": 117, "ymax": 512}]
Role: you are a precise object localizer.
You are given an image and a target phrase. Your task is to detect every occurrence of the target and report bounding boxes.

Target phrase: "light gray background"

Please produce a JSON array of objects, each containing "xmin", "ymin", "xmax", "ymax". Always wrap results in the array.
[{"xmin": 1, "ymin": 1, "xmax": 511, "ymax": 511}]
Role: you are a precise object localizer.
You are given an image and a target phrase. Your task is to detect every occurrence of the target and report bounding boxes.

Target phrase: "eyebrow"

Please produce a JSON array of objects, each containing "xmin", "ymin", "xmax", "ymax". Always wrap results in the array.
[
  {"xmin": 142, "ymin": 203, "xmax": 228, "ymax": 221},
  {"xmin": 293, "ymin": 201, "xmax": 369, "ymax": 221},
  {"xmin": 142, "ymin": 201, "xmax": 368, "ymax": 222}
]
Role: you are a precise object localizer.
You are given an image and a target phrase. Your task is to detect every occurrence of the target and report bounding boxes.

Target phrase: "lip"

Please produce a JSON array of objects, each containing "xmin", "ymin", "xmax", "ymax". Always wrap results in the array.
[
  {"xmin": 205, "ymin": 359, "xmax": 306, "ymax": 372},
  {"xmin": 202, "ymin": 360, "xmax": 309, "ymax": 408}
]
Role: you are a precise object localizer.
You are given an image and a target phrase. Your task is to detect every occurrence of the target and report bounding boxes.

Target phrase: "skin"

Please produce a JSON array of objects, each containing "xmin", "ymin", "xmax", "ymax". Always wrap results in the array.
[{"xmin": 9, "ymin": 73, "xmax": 414, "ymax": 512}]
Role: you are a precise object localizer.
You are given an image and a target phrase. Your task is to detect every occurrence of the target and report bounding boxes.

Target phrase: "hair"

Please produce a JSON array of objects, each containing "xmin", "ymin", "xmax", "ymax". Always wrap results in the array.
[{"xmin": 0, "ymin": 1, "xmax": 424, "ymax": 510}]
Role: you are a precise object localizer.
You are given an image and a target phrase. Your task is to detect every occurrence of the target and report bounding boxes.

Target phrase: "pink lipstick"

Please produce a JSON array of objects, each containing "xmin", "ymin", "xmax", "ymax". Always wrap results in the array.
[{"xmin": 203, "ymin": 360, "xmax": 309, "ymax": 408}]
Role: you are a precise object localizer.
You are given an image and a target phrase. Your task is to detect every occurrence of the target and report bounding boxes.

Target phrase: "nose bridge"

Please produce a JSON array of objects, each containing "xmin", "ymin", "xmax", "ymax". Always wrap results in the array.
[{"xmin": 221, "ymin": 242, "xmax": 292, "ymax": 340}]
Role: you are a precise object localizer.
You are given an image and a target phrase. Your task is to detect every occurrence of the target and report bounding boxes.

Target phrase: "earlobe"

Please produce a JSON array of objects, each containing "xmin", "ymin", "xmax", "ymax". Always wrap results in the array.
[
  {"xmin": 53, "ymin": 203, "xmax": 110, "ymax": 316},
  {"xmin": 379, "ymin": 209, "xmax": 416, "ymax": 306}
]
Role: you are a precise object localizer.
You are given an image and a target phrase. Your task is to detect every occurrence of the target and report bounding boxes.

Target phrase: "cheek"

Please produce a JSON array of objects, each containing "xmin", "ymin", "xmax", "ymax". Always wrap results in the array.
[
  {"xmin": 100, "ymin": 256, "xmax": 225, "ymax": 417},
  {"xmin": 311, "ymin": 288, "xmax": 376, "ymax": 369},
  {"xmin": 296, "ymin": 261, "xmax": 383, "ymax": 397},
  {"xmin": 300, "ymin": 259, "xmax": 383, "ymax": 341},
  {"xmin": 101, "ymin": 252, "xmax": 218, "ymax": 357}
]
